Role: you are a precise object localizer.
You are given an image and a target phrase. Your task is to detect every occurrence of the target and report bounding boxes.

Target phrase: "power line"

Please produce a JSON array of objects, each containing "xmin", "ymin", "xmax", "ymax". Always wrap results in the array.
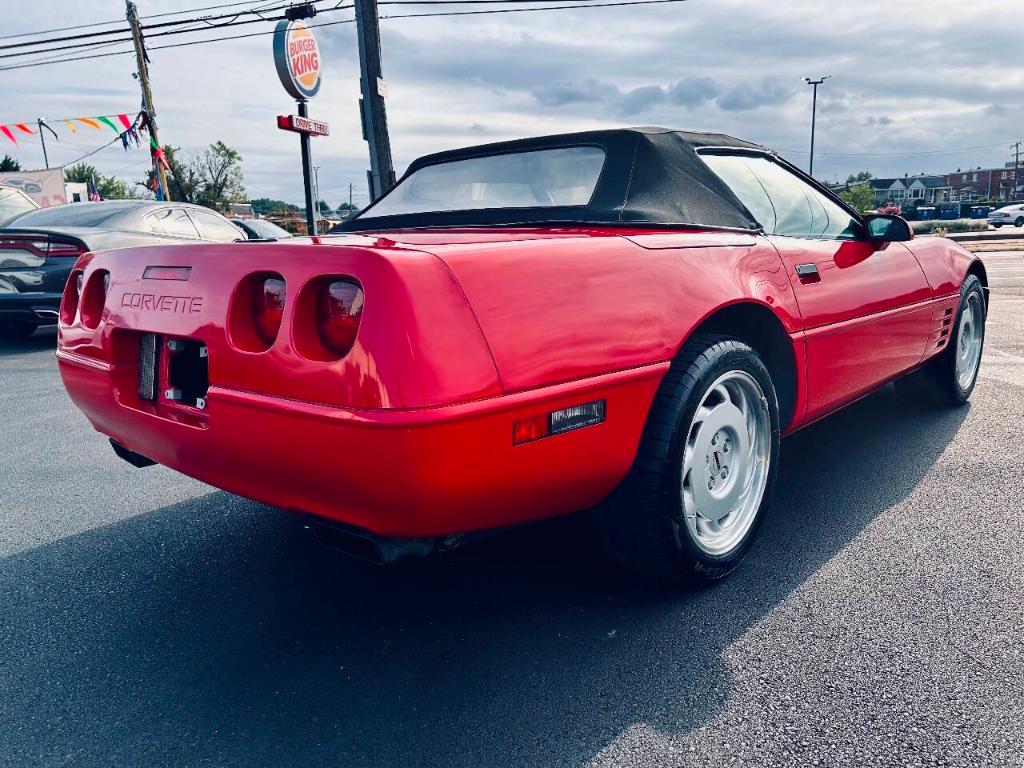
[
  {"xmin": 0, "ymin": 0, "xmax": 332, "ymax": 54},
  {"xmin": 0, "ymin": 0, "xmax": 614, "ymax": 57},
  {"xmin": 0, "ymin": 0, "xmax": 294, "ymax": 41},
  {"xmin": 779, "ymin": 142, "xmax": 1011, "ymax": 158},
  {"xmin": 0, "ymin": 0, "xmax": 688, "ymax": 71}
]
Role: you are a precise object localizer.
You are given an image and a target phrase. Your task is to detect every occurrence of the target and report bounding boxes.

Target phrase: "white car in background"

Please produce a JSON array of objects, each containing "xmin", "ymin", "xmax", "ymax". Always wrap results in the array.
[
  {"xmin": 0, "ymin": 184, "xmax": 39, "ymax": 226},
  {"xmin": 988, "ymin": 204, "xmax": 1024, "ymax": 228}
]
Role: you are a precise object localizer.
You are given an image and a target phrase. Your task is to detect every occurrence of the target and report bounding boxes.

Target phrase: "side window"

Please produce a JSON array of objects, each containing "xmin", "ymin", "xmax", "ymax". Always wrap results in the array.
[
  {"xmin": 703, "ymin": 153, "xmax": 863, "ymax": 240},
  {"xmin": 698, "ymin": 153, "xmax": 776, "ymax": 231},
  {"xmin": 189, "ymin": 209, "xmax": 243, "ymax": 242},
  {"xmin": 741, "ymin": 159, "xmax": 815, "ymax": 237},
  {"xmin": 145, "ymin": 208, "xmax": 201, "ymax": 239},
  {"xmin": 803, "ymin": 184, "xmax": 863, "ymax": 240},
  {"xmin": 747, "ymin": 159, "xmax": 861, "ymax": 240}
]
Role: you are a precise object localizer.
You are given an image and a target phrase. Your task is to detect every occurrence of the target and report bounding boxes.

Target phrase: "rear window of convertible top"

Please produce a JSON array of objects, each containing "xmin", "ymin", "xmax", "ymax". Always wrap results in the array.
[{"xmin": 365, "ymin": 146, "xmax": 606, "ymax": 217}]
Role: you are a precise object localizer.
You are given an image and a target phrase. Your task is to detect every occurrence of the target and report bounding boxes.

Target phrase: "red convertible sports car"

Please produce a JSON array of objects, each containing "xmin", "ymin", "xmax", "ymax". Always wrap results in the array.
[{"xmin": 57, "ymin": 128, "xmax": 987, "ymax": 584}]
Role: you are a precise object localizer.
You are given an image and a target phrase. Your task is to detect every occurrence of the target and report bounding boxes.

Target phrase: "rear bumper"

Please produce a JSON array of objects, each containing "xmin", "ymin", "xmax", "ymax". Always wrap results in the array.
[
  {"xmin": 58, "ymin": 349, "xmax": 665, "ymax": 537},
  {"xmin": 0, "ymin": 291, "xmax": 61, "ymax": 323}
]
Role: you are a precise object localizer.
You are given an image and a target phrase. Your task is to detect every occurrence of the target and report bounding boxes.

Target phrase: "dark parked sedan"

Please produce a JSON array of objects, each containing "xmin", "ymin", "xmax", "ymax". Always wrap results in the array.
[
  {"xmin": 232, "ymin": 217, "xmax": 292, "ymax": 240},
  {"xmin": 0, "ymin": 200, "xmax": 244, "ymax": 339}
]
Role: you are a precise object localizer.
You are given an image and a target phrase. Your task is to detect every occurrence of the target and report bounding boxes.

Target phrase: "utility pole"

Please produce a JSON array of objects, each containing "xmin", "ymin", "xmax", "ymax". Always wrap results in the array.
[
  {"xmin": 1013, "ymin": 141, "xmax": 1021, "ymax": 203},
  {"xmin": 36, "ymin": 118, "xmax": 57, "ymax": 169},
  {"xmin": 354, "ymin": 0, "xmax": 395, "ymax": 202},
  {"xmin": 126, "ymin": 0, "xmax": 170, "ymax": 201},
  {"xmin": 803, "ymin": 76, "xmax": 830, "ymax": 178},
  {"xmin": 349, "ymin": 182, "xmax": 353, "ymax": 209}
]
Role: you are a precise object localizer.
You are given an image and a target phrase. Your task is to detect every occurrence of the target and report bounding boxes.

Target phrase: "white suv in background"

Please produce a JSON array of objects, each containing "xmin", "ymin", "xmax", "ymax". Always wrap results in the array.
[{"xmin": 988, "ymin": 204, "xmax": 1024, "ymax": 228}]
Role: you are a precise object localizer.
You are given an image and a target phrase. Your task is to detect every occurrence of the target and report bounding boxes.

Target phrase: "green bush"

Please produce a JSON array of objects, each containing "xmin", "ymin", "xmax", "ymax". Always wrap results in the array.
[{"xmin": 911, "ymin": 219, "xmax": 989, "ymax": 235}]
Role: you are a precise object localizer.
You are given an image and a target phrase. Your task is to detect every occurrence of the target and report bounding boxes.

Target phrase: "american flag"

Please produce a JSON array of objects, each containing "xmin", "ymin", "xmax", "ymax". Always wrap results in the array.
[{"xmin": 87, "ymin": 180, "xmax": 100, "ymax": 202}]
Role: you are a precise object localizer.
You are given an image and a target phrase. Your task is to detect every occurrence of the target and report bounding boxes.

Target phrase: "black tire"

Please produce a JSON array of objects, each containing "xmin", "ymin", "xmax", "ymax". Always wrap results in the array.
[
  {"xmin": 992, "ymin": 223, "xmax": 1002, "ymax": 229},
  {"xmin": 595, "ymin": 334, "xmax": 781, "ymax": 587},
  {"xmin": 0, "ymin": 320, "xmax": 37, "ymax": 341},
  {"xmin": 896, "ymin": 274, "xmax": 986, "ymax": 407},
  {"xmin": 1015, "ymin": 217, "xmax": 1024, "ymax": 228}
]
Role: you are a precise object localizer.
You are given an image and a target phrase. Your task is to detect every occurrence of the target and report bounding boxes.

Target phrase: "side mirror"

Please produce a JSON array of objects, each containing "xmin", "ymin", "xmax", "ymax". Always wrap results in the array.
[{"xmin": 864, "ymin": 214, "xmax": 913, "ymax": 243}]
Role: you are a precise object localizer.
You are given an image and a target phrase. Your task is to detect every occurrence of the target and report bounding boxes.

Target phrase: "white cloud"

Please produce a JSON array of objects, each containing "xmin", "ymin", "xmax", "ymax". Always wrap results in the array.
[{"xmin": 1, "ymin": 0, "xmax": 1020, "ymax": 200}]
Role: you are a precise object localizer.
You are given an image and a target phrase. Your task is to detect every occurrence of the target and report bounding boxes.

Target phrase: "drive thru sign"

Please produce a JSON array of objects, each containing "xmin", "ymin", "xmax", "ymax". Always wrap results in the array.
[{"xmin": 277, "ymin": 114, "xmax": 329, "ymax": 136}]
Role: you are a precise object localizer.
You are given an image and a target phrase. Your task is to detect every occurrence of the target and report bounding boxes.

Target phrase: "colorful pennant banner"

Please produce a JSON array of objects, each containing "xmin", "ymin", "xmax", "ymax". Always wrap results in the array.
[{"xmin": 0, "ymin": 113, "xmax": 135, "ymax": 145}]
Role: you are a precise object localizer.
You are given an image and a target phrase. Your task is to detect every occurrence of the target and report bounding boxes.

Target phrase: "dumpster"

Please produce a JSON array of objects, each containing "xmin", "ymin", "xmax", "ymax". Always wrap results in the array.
[
  {"xmin": 970, "ymin": 205, "xmax": 991, "ymax": 219},
  {"xmin": 938, "ymin": 203, "xmax": 960, "ymax": 220},
  {"xmin": 917, "ymin": 206, "xmax": 937, "ymax": 221}
]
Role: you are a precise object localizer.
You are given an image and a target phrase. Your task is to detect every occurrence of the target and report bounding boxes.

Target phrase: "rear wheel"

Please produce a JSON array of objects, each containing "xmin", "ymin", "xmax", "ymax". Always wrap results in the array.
[
  {"xmin": 595, "ymin": 334, "xmax": 780, "ymax": 586},
  {"xmin": 896, "ymin": 274, "xmax": 986, "ymax": 406},
  {"xmin": 1015, "ymin": 217, "xmax": 1024, "ymax": 228},
  {"xmin": 0, "ymin": 320, "xmax": 37, "ymax": 341}
]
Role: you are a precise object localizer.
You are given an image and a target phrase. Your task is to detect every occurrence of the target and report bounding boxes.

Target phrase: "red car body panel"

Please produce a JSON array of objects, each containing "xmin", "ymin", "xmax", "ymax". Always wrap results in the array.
[
  {"xmin": 56, "ymin": 226, "xmax": 980, "ymax": 539},
  {"xmin": 424, "ymin": 229, "xmax": 801, "ymax": 392}
]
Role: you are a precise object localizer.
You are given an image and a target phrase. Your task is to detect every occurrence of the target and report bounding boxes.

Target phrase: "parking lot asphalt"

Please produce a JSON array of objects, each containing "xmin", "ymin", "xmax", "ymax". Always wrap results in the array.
[{"xmin": 2, "ymin": 251, "xmax": 1023, "ymax": 767}]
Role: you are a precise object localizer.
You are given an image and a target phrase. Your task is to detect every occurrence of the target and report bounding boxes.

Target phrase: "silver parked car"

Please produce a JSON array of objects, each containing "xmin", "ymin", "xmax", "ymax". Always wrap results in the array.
[
  {"xmin": 0, "ymin": 200, "xmax": 245, "ymax": 340},
  {"xmin": 988, "ymin": 203, "xmax": 1024, "ymax": 228},
  {"xmin": 0, "ymin": 184, "xmax": 39, "ymax": 227}
]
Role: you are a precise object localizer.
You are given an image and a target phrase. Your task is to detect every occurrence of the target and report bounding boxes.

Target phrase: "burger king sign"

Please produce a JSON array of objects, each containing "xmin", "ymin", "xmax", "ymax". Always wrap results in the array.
[{"xmin": 273, "ymin": 20, "xmax": 322, "ymax": 101}]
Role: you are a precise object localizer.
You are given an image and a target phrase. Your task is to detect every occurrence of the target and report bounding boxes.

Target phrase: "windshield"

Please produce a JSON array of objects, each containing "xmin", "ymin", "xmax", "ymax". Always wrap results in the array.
[
  {"xmin": 241, "ymin": 219, "xmax": 292, "ymax": 239},
  {"xmin": 0, "ymin": 188, "xmax": 37, "ymax": 226},
  {"xmin": 7, "ymin": 203, "xmax": 129, "ymax": 228},
  {"xmin": 363, "ymin": 146, "xmax": 606, "ymax": 218}
]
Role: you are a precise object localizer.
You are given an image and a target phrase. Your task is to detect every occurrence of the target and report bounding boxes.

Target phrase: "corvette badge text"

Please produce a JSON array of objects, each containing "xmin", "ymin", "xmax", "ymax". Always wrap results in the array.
[{"xmin": 120, "ymin": 292, "xmax": 204, "ymax": 314}]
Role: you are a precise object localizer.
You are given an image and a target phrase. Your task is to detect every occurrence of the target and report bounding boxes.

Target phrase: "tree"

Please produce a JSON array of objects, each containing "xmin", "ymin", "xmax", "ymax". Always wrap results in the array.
[
  {"xmin": 318, "ymin": 200, "xmax": 331, "ymax": 214},
  {"xmin": 251, "ymin": 197, "xmax": 300, "ymax": 215},
  {"xmin": 194, "ymin": 141, "xmax": 246, "ymax": 211},
  {"xmin": 140, "ymin": 141, "xmax": 246, "ymax": 211},
  {"xmin": 336, "ymin": 201, "xmax": 359, "ymax": 213},
  {"xmin": 840, "ymin": 182, "xmax": 875, "ymax": 213},
  {"xmin": 846, "ymin": 170, "xmax": 873, "ymax": 185},
  {"xmin": 0, "ymin": 154, "xmax": 20, "ymax": 172},
  {"xmin": 65, "ymin": 163, "xmax": 139, "ymax": 199}
]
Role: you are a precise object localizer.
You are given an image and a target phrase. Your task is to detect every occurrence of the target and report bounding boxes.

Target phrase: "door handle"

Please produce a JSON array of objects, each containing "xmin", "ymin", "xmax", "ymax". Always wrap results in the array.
[{"xmin": 795, "ymin": 263, "xmax": 820, "ymax": 283}]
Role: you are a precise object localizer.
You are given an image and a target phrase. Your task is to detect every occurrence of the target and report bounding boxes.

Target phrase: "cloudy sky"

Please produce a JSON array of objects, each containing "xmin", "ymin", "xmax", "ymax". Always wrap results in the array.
[{"xmin": 2, "ymin": 0, "xmax": 1021, "ymax": 206}]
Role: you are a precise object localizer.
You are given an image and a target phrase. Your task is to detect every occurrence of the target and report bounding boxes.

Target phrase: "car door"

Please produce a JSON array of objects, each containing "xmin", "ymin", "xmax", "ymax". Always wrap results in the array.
[{"xmin": 701, "ymin": 152, "xmax": 933, "ymax": 422}]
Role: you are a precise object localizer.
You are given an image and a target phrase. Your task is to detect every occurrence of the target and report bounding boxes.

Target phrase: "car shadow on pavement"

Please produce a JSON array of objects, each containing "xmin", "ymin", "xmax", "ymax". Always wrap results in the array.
[
  {"xmin": 0, "ymin": 386, "xmax": 968, "ymax": 767},
  {"xmin": 0, "ymin": 326, "xmax": 56, "ymax": 356}
]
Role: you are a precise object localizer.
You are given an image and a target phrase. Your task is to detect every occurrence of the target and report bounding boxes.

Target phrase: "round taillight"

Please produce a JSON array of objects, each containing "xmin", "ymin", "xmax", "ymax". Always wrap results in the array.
[
  {"xmin": 60, "ymin": 270, "xmax": 82, "ymax": 325},
  {"xmin": 79, "ymin": 270, "xmax": 109, "ymax": 329},
  {"xmin": 253, "ymin": 277, "xmax": 286, "ymax": 346},
  {"xmin": 317, "ymin": 280, "xmax": 363, "ymax": 357}
]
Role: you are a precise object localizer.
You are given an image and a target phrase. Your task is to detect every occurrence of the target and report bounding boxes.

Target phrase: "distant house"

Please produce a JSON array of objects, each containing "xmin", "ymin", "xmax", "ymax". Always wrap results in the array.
[
  {"xmin": 946, "ymin": 165, "xmax": 1021, "ymax": 202},
  {"xmin": 869, "ymin": 175, "xmax": 950, "ymax": 206}
]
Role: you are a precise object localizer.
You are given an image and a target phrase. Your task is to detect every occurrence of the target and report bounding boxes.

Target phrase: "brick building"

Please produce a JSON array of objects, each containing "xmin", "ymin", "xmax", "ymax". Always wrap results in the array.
[{"xmin": 945, "ymin": 164, "xmax": 1021, "ymax": 202}]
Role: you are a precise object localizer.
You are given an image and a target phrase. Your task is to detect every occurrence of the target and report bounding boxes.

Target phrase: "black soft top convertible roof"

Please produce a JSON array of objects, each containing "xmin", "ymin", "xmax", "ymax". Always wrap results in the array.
[{"xmin": 337, "ymin": 127, "xmax": 766, "ymax": 232}]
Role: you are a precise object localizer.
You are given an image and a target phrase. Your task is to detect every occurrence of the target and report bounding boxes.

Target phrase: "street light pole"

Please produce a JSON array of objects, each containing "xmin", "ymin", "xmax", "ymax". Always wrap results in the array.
[
  {"xmin": 313, "ymin": 164, "xmax": 321, "ymax": 232},
  {"xmin": 803, "ymin": 76, "xmax": 830, "ymax": 178}
]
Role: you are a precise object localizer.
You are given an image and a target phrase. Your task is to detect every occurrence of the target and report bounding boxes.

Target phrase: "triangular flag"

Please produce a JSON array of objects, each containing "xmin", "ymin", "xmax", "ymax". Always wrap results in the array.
[
  {"xmin": 14, "ymin": 123, "xmax": 34, "ymax": 135},
  {"xmin": 97, "ymin": 116, "xmax": 119, "ymax": 133},
  {"xmin": 149, "ymin": 135, "xmax": 158, "ymax": 150},
  {"xmin": 78, "ymin": 117, "xmax": 100, "ymax": 130},
  {"xmin": 63, "ymin": 119, "xmax": 77, "ymax": 133},
  {"xmin": 0, "ymin": 126, "xmax": 17, "ymax": 145},
  {"xmin": 117, "ymin": 113, "xmax": 132, "ymax": 130}
]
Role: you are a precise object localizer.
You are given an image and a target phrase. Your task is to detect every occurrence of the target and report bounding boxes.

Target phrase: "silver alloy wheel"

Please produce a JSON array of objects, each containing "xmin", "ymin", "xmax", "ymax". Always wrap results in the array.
[
  {"xmin": 679, "ymin": 370, "xmax": 771, "ymax": 556},
  {"xmin": 956, "ymin": 291, "xmax": 984, "ymax": 390}
]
